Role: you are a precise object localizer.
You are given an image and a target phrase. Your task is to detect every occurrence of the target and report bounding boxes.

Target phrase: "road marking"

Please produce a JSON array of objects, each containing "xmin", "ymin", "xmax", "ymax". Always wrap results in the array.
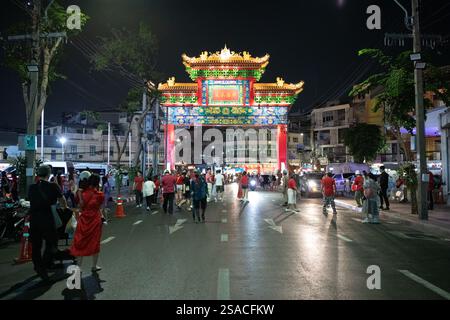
[
  {"xmin": 169, "ymin": 219, "xmax": 188, "ymax": 235},
  {"xmin": 100, "ymin": 236, "xmax": 115, "ymax": 244},
  {"xmin": 217, "ymin": 268, "xmax": 230, "ymax": 300},
  {"xmin": 387, "ymin": 231, "xmax": 412, "ymax": 239},
  {"xmin": 151, "ymin": 211, "xmax": 158, "ymax": 215},
  {"xmin": 221, "ymin": 234, "xmax": 229, "ymax": 242},
  {"xmin": 264, "ymin": 219, "xmax": 283, "ymax": 234},
  {"xmin": 352, "ymin": 218, "xmax": 363, "ymax": 223},
  {"xmin": 337, "ymin": 234, "xmax": 353, "ymax": 242},
  {"xmin": 444, "ymin": 239, "xmax": 450, "ymax": 241},
  {"xmin": 133, "ymin": 220, "xmax": 143, "ymax": 225},
  {"xmin": 222, "ymin": 210, "xmax": 227, "ymax": 213},
  {"xmin": 221, "ymin": 218, "xmax": 228, "ymax": 223},
  {"xmin": 399, "ymin": 270, "xmax": 450, "ymax": 300}
]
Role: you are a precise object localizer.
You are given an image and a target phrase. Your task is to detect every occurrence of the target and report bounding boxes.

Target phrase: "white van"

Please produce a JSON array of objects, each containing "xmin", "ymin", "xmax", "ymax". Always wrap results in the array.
[
  {"xmin": 74, "ymin": 163, "xmax": 111, "ymax": 177},
  {"xmin": 44, "ymin": 161, "xmax": 75, "ymax": 176}
]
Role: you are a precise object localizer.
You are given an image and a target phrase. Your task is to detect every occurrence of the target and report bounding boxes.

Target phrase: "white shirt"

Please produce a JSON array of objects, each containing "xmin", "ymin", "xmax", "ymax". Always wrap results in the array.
[
  {"xmin": 143, "ymin": 180, "xmax": 156, "ymax": 197},
  {"xmin": 215, "ymin": 174, "xmax": 224, "ymax": 186}
]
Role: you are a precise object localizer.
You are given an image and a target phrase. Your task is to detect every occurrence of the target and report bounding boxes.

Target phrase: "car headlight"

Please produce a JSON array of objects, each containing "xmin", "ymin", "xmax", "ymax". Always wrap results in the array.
[
  {"xmin": 308, "ymin": 180, "xmax": 317, "ymax": 188},
  {"xmin": 250, "ymin": 180, "xmax": 257, "ymax": 187}
]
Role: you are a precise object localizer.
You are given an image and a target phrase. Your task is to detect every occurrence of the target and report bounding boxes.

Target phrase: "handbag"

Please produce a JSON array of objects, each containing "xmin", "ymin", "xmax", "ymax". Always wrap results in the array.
[
  {"xmin": 65, "ymin": 213, "xmax": 77, "ymax": 234},
  {"xmin": 38, "ymin": 183, "xmax": 63, "ymax": 229}
]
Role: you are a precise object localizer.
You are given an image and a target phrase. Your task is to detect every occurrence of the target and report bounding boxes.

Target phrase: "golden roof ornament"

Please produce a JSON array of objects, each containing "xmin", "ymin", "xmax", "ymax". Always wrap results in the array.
[
  {"xmin": 276, "ymin": 77, "xmax": 285, "ymax": 87},
  {"xmin": 167, "ymin": 77, "xmax": 175, "ymax": 87}
]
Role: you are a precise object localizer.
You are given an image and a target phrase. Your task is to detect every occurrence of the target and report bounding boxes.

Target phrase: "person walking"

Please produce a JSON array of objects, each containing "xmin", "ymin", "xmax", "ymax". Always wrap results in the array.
[
  {"xmin": 133, "ymin": 171, "xmax": 145, "ymax": 208},
  {"xmin": 161, "ymin": 170, "xmax": 177, "ymax": 214},
  {"xmin": 64, "ymin": 173, "xmax": 76, "ymax": 208},
  {"xmin": 205, "ymin": 169, "xmax": 213, "ymax": 202},
  {"xmin": 281, "ymin": 170, "xmax": 289, "ymax": 206},
  {"xmin": 153, "ymin": 175, "xmax": 160, "ymax": 205},
  {"xmin": 190, "ymin": 171, "xmax": 208, "ymax": 223},
  {"xmin": 240, "ymin": 171, "xmax": 249, "ymax": 202},
  {"xmin": 362, "ymin": 172, "xmax": 381, "ymax": 224},
  {"xmin": 70, "ymin": 174, "xmax": 104, "ymax": 274},
  {"xmin": 28, "ymin": 165, "xmax": 68, "ymax": 281},
  {"xmin": 352, "ymin": 170, "xmax": 364, "ymax": 208},
  {"xmin": 101, "ymin": 176, "xmax": 111, "ymax": 223},
  {"xmin": 175, "ymin": 172, "xmax": 184, "ymax": 207},
  {"xmin": 286, "ymin": 174, "xmax": 300, "ymax": 212},
  {"xmin": 378, "ymin": 166, "xmax": 390, "ymax": 210},
  {"xmin": 428, "ymin": 170, "xmax": 435, "ymax": 210},
  {"xmin": 215, "ymin": 170, "xmax": 225, "ymax": 202},
  {"xmin": 143, "ymin": 176, "xmax": 156, "ymax": 211},
  {"xmin": 321, "ymin": 172, "xmax": 338, "ymax": 215},
  {"xmin": 1, "ymin": 171, "xmax": 10, "ymax": 197}
]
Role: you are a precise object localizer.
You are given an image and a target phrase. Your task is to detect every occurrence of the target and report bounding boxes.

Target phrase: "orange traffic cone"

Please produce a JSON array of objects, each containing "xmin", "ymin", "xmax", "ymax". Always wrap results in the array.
[
  {"xmin": 115, "ymin": 195, "xmax": 126, "ymax": 218},
  {"xmin": 14, "ymin": 217, "xmax": 32, "ymax": 264}
]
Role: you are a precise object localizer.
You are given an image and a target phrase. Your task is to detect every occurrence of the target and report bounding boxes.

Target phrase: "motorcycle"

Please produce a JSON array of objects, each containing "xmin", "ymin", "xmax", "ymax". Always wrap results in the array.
[{"xmin": 0, "ymin": 199, "xmax": 27, "ymax": 242}]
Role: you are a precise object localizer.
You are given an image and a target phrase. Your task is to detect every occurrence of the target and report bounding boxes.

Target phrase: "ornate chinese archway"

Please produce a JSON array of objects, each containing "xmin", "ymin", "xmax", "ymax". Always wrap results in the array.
[{"xmin": 158, "ymin": 46, "xmax": 304, "ymax": 171}]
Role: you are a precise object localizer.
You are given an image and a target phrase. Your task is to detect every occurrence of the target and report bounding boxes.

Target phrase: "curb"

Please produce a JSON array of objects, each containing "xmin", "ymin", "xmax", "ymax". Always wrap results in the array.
[{"xmin": 334, "ymin": 200, "xmax": 450, "ymax": 238}]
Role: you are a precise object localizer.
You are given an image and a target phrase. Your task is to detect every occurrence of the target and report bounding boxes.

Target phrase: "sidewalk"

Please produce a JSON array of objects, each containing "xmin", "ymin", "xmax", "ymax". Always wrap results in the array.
[{"xmin": 335, "ymin": 197, "xmax": 450, "ymax": 237}]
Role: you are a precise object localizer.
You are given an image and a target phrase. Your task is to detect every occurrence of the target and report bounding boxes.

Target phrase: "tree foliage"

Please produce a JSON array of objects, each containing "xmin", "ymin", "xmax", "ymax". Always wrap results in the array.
[
  {"xmin": 343, "ymin": 123, "xmax": 386, "ymax": 163},
  {"xmin": 349, "ymin": 49, "xmax": 450, "ymax": 161}
]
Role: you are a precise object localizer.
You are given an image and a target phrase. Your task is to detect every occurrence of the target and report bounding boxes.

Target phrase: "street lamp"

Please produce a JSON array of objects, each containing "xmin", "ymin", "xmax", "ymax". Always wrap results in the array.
[{"xmin": 59, "ymin": 136, "xmax": 67, "ymax": 161}]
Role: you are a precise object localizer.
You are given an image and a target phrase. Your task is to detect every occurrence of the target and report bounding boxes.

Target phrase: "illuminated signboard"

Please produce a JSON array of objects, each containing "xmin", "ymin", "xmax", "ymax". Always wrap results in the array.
[{"xmin": 202, "ymin": 80, "xmax": 250, "ymax": 106}]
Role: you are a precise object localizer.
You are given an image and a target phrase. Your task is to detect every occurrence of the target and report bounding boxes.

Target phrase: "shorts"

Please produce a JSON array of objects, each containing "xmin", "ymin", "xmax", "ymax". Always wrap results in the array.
[
  {"xmin": 216, "ymin": 185, "xmax": 224, "ymax": 193},
  {"xmin": 193, "ymin": 198, "xmax": 207, "ymax": 210},
  {"xmin": 176, "ymin": 185, "xmax": 183, "ymax": 192}
]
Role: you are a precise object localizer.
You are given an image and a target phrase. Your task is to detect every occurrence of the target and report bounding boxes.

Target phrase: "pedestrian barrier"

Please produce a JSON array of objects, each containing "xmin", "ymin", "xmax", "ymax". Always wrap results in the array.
[
  {"xmin": 14, "ymin": 216, "xmax": 32, "ymax": 264},
  {"xmin": 115, "ymin": 195, "xmax": 126, "ymax": 218}
]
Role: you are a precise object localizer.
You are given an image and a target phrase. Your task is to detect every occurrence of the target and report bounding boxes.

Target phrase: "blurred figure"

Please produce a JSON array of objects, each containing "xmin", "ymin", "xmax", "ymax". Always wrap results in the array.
[
  {"xmin": 133, "ymin": 171, "xmax": 145, "ymax": 208},
  {"xmin": 240, "ymin": 171, "xmax": 249, "ymax": 202},
  {"xmin": 428, "ymin": 170, "xmax": 434, "ymax": 210},
  {"xmin": 143, "ymin": 176, "xmax": 156, "ymax": 211},
  {"xmin": 378, "ymin": 166, "xmax": 390, "ymax": 210},
  {"xmin": 352, "ymin": 170, "xmax": 364, "ymax": 208},
  {"xmin": 190, "ymin": 170, "xmax": 208, "ymax": 223},
  {"xmin": 286, "ymin": 174, "xmax": 300, "ymax": 212},
  {"xmin": 362, "ymin": 172, "xmax": 381, "ymax": 224}
]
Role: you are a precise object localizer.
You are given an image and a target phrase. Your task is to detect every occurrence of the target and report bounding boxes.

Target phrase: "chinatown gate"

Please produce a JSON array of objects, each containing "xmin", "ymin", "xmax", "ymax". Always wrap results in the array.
[{"xmin": 158, "ymin": 46, "xmax": 304, "ymax": 173}]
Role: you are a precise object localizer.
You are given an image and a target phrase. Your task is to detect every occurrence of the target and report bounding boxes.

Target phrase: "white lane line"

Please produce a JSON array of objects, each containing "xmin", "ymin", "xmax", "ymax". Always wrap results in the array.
[
  {"xmin": 221, "ymin": 234, "xmax": 229, "ymax": 242},
  {"xmin": 444, "ymin": 239, "xmax": 450, "ymax": 241},
  {"xmin": 151, "ymin": 211, "xmax": 158, "ymax": 215},
  {"xmin": 101, "ymin": 236, "xmax": 115, "ymax": 244},
  {"xmin": 221, "ymin": 218, "xmax": 228, "ymax": 223},
  {"xmin": 352, "ymin": 218, "xmax": 363, "ymax": 223},
  {"xmin": 399, "ymin": 270, "xmax": 450, "ymax": 300},
  {"xmin": 133, "ymin": 220, "xmax": 143, "ymax": 226},
  {"xmin": 337, "ymin": 234, "xmax": 353, "ymax": 242},
  {"xmin": 217, "ymin": 268, "xmax": 230, "ymax": 300}
]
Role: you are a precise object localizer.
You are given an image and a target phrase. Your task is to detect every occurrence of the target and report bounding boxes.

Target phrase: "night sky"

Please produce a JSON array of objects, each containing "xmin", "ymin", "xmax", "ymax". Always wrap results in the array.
[{"xmin": 1, "ymin": 0, "xmax": 449, "ymax": 130}]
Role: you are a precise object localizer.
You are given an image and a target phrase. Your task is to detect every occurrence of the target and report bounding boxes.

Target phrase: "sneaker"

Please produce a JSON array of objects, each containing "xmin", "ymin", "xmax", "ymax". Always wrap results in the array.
[{"xmin": 370, "ymin": 217, "xmax": 380, "ymax": 224}]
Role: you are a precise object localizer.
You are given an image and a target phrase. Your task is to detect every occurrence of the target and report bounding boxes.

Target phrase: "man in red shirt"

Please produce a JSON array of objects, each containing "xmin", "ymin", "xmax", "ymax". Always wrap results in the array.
[
  {"xmin": 133, "ymin": 171, "xmax": 145, "ymax": 208},
  {"xmin": 321, "ymin": 172, "xmax": 337, "ymax": 215},
  {"xmin": 286, "ymin": 174, "xmax": 300, "ymax": 212},
  {"xmin": 352, "ymin": 170, "xmax": 364, "ymax": 208},
  {"xmin": 161, "ymin": 170, "xmax": 177, "ymax": 214}
]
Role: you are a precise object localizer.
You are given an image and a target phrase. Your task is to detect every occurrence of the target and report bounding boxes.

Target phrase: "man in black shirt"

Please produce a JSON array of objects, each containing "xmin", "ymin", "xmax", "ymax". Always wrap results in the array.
[
  {"xmin": 28, "ymin": 165, "xmax": 67, "ymax": 281},
  {"xmin": 378, "ymin": 166, "xmax": 390, "ymax": 210}
]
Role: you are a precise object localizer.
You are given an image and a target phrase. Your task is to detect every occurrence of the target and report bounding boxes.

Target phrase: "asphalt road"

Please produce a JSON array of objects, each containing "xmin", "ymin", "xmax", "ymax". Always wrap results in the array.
[{"xmin": 1, "ymin": 184, "xmax": 450, "ymax": 300}]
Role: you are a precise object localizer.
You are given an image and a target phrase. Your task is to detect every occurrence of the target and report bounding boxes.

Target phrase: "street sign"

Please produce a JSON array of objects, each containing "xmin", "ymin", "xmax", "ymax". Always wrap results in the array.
[{"xmin": 18, "ymin": 135, "xmax": 37, "ymax": 151}]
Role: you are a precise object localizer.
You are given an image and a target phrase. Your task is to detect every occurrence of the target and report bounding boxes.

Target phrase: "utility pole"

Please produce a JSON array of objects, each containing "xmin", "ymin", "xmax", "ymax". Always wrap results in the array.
[
  {"xmin": 412, "ymin": 0, "xmax": 428, "ymax": 220},
  {"xmin": 141, "ymin": 90, "xmax": 147, "ymax": 177},
  {"xmin": 153, "ymin": 99, "xmax": 160, "ymax": 176}
]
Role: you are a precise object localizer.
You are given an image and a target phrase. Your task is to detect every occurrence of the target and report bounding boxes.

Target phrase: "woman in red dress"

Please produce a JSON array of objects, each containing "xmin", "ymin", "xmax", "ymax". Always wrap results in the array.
[{"xmin": 70, "ymin": 174, "xmax": 104, "ymax": 273}]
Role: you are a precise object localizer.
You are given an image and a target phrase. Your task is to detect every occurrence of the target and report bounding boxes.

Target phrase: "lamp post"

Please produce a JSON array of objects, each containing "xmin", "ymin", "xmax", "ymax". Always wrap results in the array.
[{"xmin": 59, "ymin": 136, "xmax": 67, "ymax": 161}]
